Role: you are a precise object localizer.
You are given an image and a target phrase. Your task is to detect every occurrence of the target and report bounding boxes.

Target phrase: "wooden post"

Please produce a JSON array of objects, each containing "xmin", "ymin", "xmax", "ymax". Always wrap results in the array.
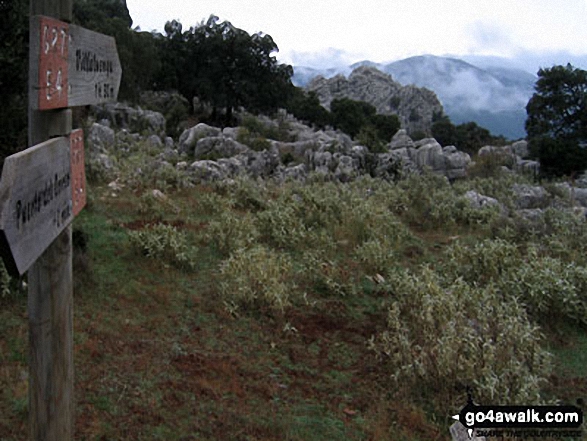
[{"xmin": 28, "ymin": 0, "xmax": 74, "ymax": 439}]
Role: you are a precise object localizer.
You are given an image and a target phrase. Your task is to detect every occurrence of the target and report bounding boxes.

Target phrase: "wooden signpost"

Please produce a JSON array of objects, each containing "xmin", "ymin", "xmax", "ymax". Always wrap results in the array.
[
  {"xmin": 30, "ymin": 15, "xmax": 122, "ymax": 111},
  {"xmin": 0, "ymin": 1, "xmax": 119, "ymax": 438},
  {"xmin": 0, "ymin": 129, "xmax": 86, "ymax": 275}
]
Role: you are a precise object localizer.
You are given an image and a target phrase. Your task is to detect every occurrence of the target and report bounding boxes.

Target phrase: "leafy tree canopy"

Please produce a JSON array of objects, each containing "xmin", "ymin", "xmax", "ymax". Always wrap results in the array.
[
  {"xmin": 157, "ymin": 15, "xmax": 294, "ymax": 125},
  {"xmin": 526, "ymin": 64, "xmax": 587, "ymax": 177},
  {"xmin": 0, "ymin": 0, "xmax": 28, "ymax": 161},
  {"xmin": 432, "ymin": 113, "xmax": 506, "ymax": 156}
]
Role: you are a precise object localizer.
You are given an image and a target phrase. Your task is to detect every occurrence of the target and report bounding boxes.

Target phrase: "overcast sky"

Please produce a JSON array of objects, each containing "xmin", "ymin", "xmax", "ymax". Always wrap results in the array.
[{"xmin": 126, "ymin": 0, "xmax": 587, "ymax": 71}]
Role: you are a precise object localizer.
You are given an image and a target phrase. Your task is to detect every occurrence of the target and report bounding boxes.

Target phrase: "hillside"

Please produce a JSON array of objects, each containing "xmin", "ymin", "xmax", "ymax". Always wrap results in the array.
[{"xmin": 1, "ymin": 105, "xmax": 586, "ymax": 440}]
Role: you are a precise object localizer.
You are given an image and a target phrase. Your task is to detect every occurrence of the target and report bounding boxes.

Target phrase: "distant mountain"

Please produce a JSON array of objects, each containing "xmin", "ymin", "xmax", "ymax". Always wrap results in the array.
[
  {"xmin": 292, "ymin": 55, "xmax": 538, "ymax": 140},
  {"xmin": 382, "ymin": 55, "xmax": 535, "ymax": 139}
]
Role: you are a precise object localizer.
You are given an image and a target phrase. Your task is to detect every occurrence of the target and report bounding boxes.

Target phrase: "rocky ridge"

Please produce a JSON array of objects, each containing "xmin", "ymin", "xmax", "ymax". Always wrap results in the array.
[
  {"xmin": 86, "ymin": 101, "xmax": 587, "ymax": 222},
  {"xmin": 306, "ymin": 66, "xmax": 444, "ymax": 135}
]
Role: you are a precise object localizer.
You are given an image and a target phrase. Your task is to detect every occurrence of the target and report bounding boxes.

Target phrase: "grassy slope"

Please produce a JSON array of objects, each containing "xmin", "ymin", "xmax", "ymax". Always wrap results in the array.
[{"xmin": 1, "ymin": 178, "xmax": 586, "ymax": 441}]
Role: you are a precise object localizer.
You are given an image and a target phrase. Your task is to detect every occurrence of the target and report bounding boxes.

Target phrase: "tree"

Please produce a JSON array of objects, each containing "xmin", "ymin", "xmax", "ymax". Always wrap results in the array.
[
  {"xmin": 526, "ymin": 64, "xmax": 587, "ymax": 177},
  {"xmin": 432, "ymin": 113, "xmax": 506, "ymax": 156},
  {"xmin": 73, "ymin": 0, "xmax": 160, "ymax": 101},
  {"xmin": 330, "ymin": 98, "xmax": 376, "ymax": 138},
  {"xmin": 0, "ymin": 0, "xmax": 28, "ymax": 162},
  {"xmin": 286, "ymin": 89, "xmax": 331, "ymax": 128},
  {"xmin": 158, "ymin": 16, "xmax": 294, "ymax": 125}
]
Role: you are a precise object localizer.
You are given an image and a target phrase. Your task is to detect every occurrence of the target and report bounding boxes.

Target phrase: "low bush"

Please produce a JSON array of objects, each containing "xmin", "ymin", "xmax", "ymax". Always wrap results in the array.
[
  {"xmin": 219, "ymin": 245, "xmax": 296, "ymax": 313},
  {"xmin": 0, "ymin": 260, "xmax": 11, "ymax": 299},
  {"xmin": 443, "ymin": 239, "xmax": 587, "ymax": 326},
  {"xmin": 370, "ymin": 267, "xmax": 552, "ymax": 408},
  {"xmin": 128, "ymin": 223, "xmax": 195, "ymax": 269},
  {"xmin": 204, "ymin": 211, "xmax": 260, "ymax": 257},
  {"xmin": 256, "ymin": 200, "xmax": 308, "ymax": 250}
]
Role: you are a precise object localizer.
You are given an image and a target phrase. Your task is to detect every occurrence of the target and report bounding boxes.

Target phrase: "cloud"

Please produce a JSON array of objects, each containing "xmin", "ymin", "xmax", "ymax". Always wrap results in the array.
[
  {"xmin": 467, "ymin": 21, "xmax": 519, "ymax": 56},
  {"xmin": 285, "ymin": 48, "xmax": 366, "ymax": 69}
]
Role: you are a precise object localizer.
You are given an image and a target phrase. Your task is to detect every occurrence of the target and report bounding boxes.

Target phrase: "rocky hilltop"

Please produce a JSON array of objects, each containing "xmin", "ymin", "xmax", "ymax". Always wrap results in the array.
[
  {"xmin": 85, "ymin": 99, "xmax": 587, "ymax": 222},
  {"xmin": 306, "ymin": 66, "xmax": 444, "ymax": 136}
]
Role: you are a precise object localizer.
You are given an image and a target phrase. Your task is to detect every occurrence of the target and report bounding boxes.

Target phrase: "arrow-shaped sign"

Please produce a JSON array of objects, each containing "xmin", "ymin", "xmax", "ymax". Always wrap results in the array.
[
  {"xmin": 0, "ymin": 131, "xmax": 85, "ymax": 275},
  {"xmin": 31, "ymin": 15, "xmax": 122, "ymax": 110}
]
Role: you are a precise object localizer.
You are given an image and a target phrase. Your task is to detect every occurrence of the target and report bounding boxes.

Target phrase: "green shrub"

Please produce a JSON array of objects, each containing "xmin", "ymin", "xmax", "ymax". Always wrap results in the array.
[
  {"xmin": 443, "ymin": 239, "xmax": 587, "ymax": 326},
  {"xmin": 197, "ymin": 192, "xmax": 235, "ymax": 216},
  {"xmin": 137, "ymin": 190, "xmax": 179, "ymax": 220},
  {"xmin": 128, "ymin": 223, "xmax": 195, "ymax": 269},
  {"xmin": 0, "ymin": 260, "xmax": 12, "ymax": 299},
  {"xmin": 508, "ymin": 255, "xmax": 587, "ymax": 325},
  {"xmin": 370, "ymin": 267, "xmax": 552, "ymax": 407},
  {"xmin": 467, "ymin": 152, "xmax": 514, "ymax": 179},
  {"xmin": 204, "ymin": 211, "xmax": 260, "ymax": 256},
  {"xmin": 240, "ymin": 132, "xmax": 272, "ymax": 152},
  {"xmin": 255, "ymin": 200, "xmax": 307, "ymax": 250},
  {"xmin": 219, "ymin": 246, "xmax": 296, "ymax": 313},
  {"xmin": 353, "ymin": 238, "xmax": 398, "ymax": 275},
  {"xmin": 236, "ymin": 113, "xmax": 292, "ymax": 149},
  {"xmin": 212, "ymin": 175, "xmax": 268, "ymax": 211},
  {"xmin": 299, "ymin": 250, "xmax": 354, "ymax": 297},
  {"xmin": 443, "ymin": 238, "xmax": 520, "ymax": 285}
]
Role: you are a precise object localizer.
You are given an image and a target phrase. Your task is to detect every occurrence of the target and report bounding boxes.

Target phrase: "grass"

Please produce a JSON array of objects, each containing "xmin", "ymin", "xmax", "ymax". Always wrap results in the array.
[{"xmin": 1, "ymin": 174, "xmax": 586, "ymax": 440}]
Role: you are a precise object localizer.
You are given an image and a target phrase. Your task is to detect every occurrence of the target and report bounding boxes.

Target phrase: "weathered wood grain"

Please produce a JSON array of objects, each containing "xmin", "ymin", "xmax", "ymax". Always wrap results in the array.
[
  {"xmin": 30, "ymin": 15, "xmax": 121, "ymax": 110},
  {"xmin": 28, "ymin": 224, "xmax": 74, "ymax": 441},
  {"xmin": 68, "ymin": 23, "xmax": 122, "ymax": 107},
  {"xmin": 25, "ymin": 1, "xmax": 76, "ymax": 440},
  {"xmin": 0, "ymin": 137, "xmax": 72, "ymax": 276}
]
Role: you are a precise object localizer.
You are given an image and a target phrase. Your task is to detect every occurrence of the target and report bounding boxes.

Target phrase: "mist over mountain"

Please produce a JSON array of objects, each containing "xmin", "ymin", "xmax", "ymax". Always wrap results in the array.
[{"xmin": 292, "ymin": 54, "xmax": 554, "ymax": 140}]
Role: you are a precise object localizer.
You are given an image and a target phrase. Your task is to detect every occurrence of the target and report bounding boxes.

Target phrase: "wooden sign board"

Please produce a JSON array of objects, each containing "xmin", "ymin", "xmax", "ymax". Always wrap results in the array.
[
  {"xmin": 31, "ymin": 15, "xmax": 122, "ymax": 110},
  {"xmin": 0, "ymin": 137, "xmax": 73, "ymax": 275}
]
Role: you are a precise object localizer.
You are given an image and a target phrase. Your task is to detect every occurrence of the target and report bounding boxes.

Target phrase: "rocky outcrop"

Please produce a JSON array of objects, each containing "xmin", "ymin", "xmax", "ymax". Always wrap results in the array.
[
  {"xmin": 306, "ymin": 66, "xmax": 443, "ymax": 135},
  {"xmin": 477, "ymin": 143, "xmax": 540, "ymax": 176},
  {"xmin": 91, "ymin": 102, "xmax": 166, "ymax": 137},
  {"xmin": 512, "ymin": 184, "xmax": 550, "ymax": 209},
  {"xmin": 389, "ymin": 129, "xmax": 415, "ymax": 150},
  {"xmin": 193, "ymin": 137, "xmax": 250, "ymax": 160},
  {"xmin": 178, "ymin": 123, "xmax": 222, "ymax": 155},
  {"xmin": 174, "ymin": 120, "xmax": 471, "ymax": 183}
]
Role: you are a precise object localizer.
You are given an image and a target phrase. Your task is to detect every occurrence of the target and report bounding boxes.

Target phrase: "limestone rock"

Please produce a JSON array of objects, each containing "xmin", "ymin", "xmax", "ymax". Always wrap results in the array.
[
  {"xmin": 413, "ymin": 140, "xmax": 445, "ymax": 171},
  {"xmin": 178, "ymin": 123, "xmax": 222, "ymax": 155},
  {"xmin": 217, "ymin": 155, "xmax": 248, "ymax": 178},
  {"xmin": 515, "ymin": 158, "xmax": 540, "ymax": 176},
  {"xmin": 87, "ymin": 123, "xmax": 115, "ymax": 152},
  {"xmin": 389, "ymin": 129, "xmax": 415, "ymax": 150},
  {"xmin": 444, "ymin": 150, "xmax": 471, "ymax": 179},
  {"xmin": 478, "ymin": 145, "xmax": 514, "ymax": 157},
  {"xmin": 512, "ymin": 140, "xmax": 529, "ymax": 158},
  {"xmin": 464, "ymin": 191, "xmax": 502, "ymax": 211},
  {"xmin": 512, "ymin": 184, "xmax": 550, "ymax": 209},
  {"xmin": 334, "ymin": 155, "xmax": 357, "ymax": 182},
  {"xmin": 282, "ymin": 163, "xmax": 307, "ymax": 181},
  {"xmin": 248, "ymin": 146, "xmax": 282, "ymax": 178},
  {"xmin": 554, "ymin": 183, "xmax": 587, "ymax": 208},
  {"xmin": 307, "ymin": 66, "xmax": 443, "ymax": 135},
  {"xmin": 194, "ymin": 136, "xmax": 250, "ymax": 160},
  {"xmin": 147, "ymin": 134, "xmax": 163, "ymax": 148},
  {"xmin": 222, "ymin": 127, "xmax": 239, "ymax": 139},
  {"xmin": 91, "ymin": 102, "xmax": 166, "ymax": 136},
  {"xmin": 188, "ymin": 160, "xmax": 227, "ymax": 183}
]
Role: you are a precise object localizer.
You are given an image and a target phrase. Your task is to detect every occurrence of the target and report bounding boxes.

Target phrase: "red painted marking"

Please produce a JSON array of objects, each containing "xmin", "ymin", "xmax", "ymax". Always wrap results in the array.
[
  {"xmin": 70, "ymin": 129, "xmax": 86, "ymax": 216},
  {"xmin": 38, "ymin": 17, "xmax": 69, "ymax": 110}
]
